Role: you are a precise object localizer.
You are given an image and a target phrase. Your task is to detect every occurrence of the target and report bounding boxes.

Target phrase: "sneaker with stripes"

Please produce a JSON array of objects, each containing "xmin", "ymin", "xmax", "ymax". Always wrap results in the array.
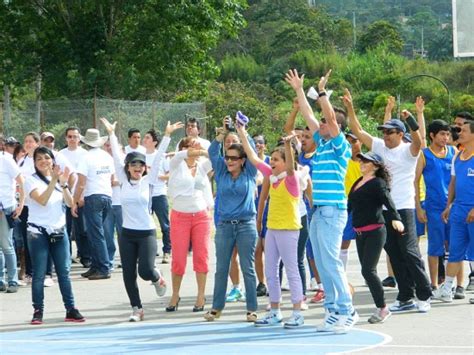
[{"xmin": 316, "ymin": 310, "xmax": 342, "ymax": 333}]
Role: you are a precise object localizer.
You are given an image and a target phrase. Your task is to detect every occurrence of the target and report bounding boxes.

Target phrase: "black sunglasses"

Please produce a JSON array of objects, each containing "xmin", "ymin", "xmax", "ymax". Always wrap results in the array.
[{"xmin": 224, "ymin": 155, "xmax": 241, "ymax": 161}]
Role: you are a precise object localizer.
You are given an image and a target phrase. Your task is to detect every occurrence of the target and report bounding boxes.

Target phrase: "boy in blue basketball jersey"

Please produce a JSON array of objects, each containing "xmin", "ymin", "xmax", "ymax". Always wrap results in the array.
[
  {"xmin": 415, "ymin": 120, "xmax": 458, "ymax": 291},
  {"xmin": 434, "ymin": 121, "xmax": 474, "ymax": 302}
]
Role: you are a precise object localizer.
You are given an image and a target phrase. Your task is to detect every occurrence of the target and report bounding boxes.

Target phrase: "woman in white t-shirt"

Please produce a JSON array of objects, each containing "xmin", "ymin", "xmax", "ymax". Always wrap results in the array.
[
  {"xmin": 25, "ymin": 146, "xmax": 84, "ymax": 325},
  {"xmin": 101, "ymin": 117, "xmax": 183, "ymax": 322},
  {"xmin": 166, "ymin": 136, "xmax": 213, "ymax": 313}
]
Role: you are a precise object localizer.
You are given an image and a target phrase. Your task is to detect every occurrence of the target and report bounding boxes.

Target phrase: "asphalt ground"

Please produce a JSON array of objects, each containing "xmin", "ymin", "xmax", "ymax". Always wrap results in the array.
[{"xmin": 0, "ymin": 237, "xmax": 473, "ymax": 354}]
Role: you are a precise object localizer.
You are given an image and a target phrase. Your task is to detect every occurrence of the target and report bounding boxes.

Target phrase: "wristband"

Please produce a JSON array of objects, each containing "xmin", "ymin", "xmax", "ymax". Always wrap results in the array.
[
  {"xmin": 406, "ymin": 114, "xmax": 419, "ymax": 131},
  {"xmin": 61, "ymin": 184, "xmax": 68, "ymax": 189},
  {"xmin": 318, "ymin": 91, "xmax": 327, "ymax": 98}
]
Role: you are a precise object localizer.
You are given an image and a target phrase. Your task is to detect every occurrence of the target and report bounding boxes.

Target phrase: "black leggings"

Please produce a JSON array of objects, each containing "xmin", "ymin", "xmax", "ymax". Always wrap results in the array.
[
  {"xmin": 119, "ymin": 228, "xmax": 160, "ymax": 308},
  {"xmin": 356, "ymin": 226, "xmax": 386, "ymax": 308}
]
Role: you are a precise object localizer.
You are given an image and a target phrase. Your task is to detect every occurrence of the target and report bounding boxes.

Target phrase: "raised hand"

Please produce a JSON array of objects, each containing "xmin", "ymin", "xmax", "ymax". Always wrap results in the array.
[
  {"xmin": 318, "ymin": 69, "xmax": 332, "ymax": 93},
  {"xmin": 401, "ymin": 109, "xmax": 412, "ymax": 120},
  {"xmin": 292, "ymin": 97, "xmax": 300, "ymax": 110},
  {"xmin": 281, "ymin": 132, "xmax": 297, "ymax": 143},
  {"xmin": 285, "ymin": 69, "xmax": 304, "ymax": 91},
  {"xmin": 100, "ymin": 117, "xmax": 117, "ymax": 135},
  {"xmin": 59, "ymin": 166, "xmax": 70, "ymax": 186},
  {"xmin": 165, "ymin": 121, "xmax": 184, "ymax": 136},
  {"xmin": 386, "ymin": 96, "xmax": 396, "ymax": 112},
  {"xmin": 341, "ymin": 88, "xmax": 353, "ymax": 109},
  {"xmin": 415, "ymin": 96, "xmax": 425, "ymax": 114}
]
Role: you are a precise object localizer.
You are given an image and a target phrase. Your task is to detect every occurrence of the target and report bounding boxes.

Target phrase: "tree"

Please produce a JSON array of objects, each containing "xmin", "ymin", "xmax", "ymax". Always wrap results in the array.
[
  {"xmin": 0, "ymin": 1, "xmax": 247, "ymax": 99},
  {"xmin": 357, "ymin": 20, "xmax": 404, "ymax": 54}
]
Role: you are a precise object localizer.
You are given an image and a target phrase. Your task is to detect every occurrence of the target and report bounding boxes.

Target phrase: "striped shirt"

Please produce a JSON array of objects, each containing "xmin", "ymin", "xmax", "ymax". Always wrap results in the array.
[{"xmin": 312, "ymin": 131, "xmax": 351, "ymax": 209}]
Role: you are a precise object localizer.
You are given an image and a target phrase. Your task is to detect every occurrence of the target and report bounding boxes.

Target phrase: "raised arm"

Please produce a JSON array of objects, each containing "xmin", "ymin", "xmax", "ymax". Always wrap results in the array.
[
  {"xmin": 384, "ymin": 96, "xmax": 396, "ymax": 123},
  {"xmin": 342, "ymin": 88, "xmax": 374, "ymax": 150},
  {"xmin": 149, "ymin": 121, "xmax": 183, "ymax": 182},
  {"xmin": 236, "ymin": 124, "xmax": 264, "ymax": 167},
  {"xmin": 100, "ymin": 117, "xmax": 127, "ymax": 183},
  {"xmin": 281, "ymin": 133, "xmax": 296, "ymax": 176},
  {"xmin": 317, "ymin": 70, "xmax": 339, "ymax": 138},
  {"xmin": 283, "ymin": 98, "xmax": 299, "ymax": 135},
  {"xmin": 401, "ymin": 110, "xmax": 422, "ymax": 157},
  {"xmin": 13, "ymin": 174, "xmax": 25, "ymax": 218},
  {"xmin": 415, "ymin": 96, "xmax": 427, "ymax": 149},
  {"xmin": 285, "ymin": 69, "xmax": 319, "ymax": 133}
]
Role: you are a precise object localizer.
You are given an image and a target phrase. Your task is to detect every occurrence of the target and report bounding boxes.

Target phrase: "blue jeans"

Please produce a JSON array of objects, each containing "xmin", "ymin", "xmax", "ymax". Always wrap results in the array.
[
  {"xmin": 27, "ymin": 228, "xmax": 74, "ymax": 310},
  {"xmin": 212, "ymin": 220, "xmax": 258, "ymax": 312},
  {"xmin": 83, "ymin": 194, "xmax": 112, "ymax": 274},
  {"xmin": 151, "ymin": 195, "xmax": 171, "ymax": 254},
  {"xmin": 67, "ymin": 206, "xmax": 91, "ymax": 264},
  {"xmin": 0, "ymin": 207, "xmax": 18, "ymax": 284},
  {"xmin": 310, "ymin": 206, "xmax": 353, "ymax": 315},
  {"xmin": 104, "ymin": 205, "xmax": 122, "ymax": 268}
]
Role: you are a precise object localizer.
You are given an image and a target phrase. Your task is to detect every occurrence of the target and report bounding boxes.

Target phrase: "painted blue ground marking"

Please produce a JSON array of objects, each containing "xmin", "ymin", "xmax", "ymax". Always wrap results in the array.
[{"xmin": 0, "ymin": 322, "xmax": 390, "ymax": 354}]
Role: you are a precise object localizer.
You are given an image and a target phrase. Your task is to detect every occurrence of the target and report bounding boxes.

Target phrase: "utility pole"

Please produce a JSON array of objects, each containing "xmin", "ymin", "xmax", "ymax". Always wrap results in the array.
[
  {"xmin": 353, "ymin": 11, "xmax": 357, "ymax": 47},
  {"xmin": 421, "ymin": 25, "xmax": 425, "ymax": 58}
]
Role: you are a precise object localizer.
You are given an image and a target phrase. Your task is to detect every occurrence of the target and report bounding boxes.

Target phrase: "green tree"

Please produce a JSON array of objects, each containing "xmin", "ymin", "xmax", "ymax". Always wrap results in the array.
[{"xmin": 357, "ymin": 20, "xmax": 404, "ymax": 54}]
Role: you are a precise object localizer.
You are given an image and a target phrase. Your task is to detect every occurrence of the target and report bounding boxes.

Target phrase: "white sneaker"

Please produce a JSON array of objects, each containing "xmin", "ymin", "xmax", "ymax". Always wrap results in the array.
[
  {"xmin": 152, "ymin": 276, "xmax": 167, "ymax": 297},
  {"xmin": 254, "ymin": 311, "xmax": 283, "ymax": 327},
  {"xmin": 309, "ymin": 278, "xmax": 318, "ymax": 292},
  {"xmin": 44, "ymin": 276, "xmax": 54, "ymax": 287},
  {"xmin": 368, "ymin": 307, "xmax": 391, "ymax": 324},
  {"xmin": 284, "ymin": 313, "xmax": 304, "ymax": 328},
  {"xmin": 316, "ymin": 310, "xmax": 343, "ymax": 333},
  {"xmin": 337, "ymin": 310, "xmax": 359, "ymax": 332},
  {"xmin": 417, "ymin": 299, "xmax": 431, "ymax": 313},
  {"xmin": 432, "ymin": 285, "xmax": 453, "ymax": 303},
  {"xmin": 129, "ymin": 306, "xmax": 144, "ymax": 322}
]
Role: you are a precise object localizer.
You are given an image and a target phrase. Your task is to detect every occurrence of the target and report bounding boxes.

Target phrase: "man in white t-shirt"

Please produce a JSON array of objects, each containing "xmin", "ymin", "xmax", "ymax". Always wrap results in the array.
[
  {"xmin": 0, "ymin": 148, "xmax": 25, "ymax": 292},
  {"xmin": 73, "ymin": 128, "xmax": 115, "ymax": 280},
  {"xmin": 124, "ymin": 128, "xmax": 146, "ymax": 154},
  {"xmin": 344, "ymin": 90, "xmax": 432, "ymax": 313},
  {"xmin": 59, "ymin": 127, "xmax": 91, "ymax": 268}
]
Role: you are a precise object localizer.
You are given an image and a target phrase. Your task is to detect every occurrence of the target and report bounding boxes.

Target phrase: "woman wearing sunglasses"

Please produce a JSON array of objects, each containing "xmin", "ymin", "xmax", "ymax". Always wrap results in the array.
[
  {"xmin": 205, "ymin": 118, "xmax": 259, "ymax": 322},
  {"xmin": 101, "ymin": 117, "xmax": 183, "ymax": 322}
]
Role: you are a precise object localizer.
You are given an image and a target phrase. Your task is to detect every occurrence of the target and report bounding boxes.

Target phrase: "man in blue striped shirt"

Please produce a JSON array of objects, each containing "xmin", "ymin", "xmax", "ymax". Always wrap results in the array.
[{"xmin": 286, "ymin": 69, "xmax": 357, "ymax": 333}]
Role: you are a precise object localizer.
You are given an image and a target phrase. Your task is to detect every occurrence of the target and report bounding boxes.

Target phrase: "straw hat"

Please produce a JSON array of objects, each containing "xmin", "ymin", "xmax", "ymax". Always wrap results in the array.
[{"xmin": 80, "ymin": 129, "xmax": 108, "ymax": 148}]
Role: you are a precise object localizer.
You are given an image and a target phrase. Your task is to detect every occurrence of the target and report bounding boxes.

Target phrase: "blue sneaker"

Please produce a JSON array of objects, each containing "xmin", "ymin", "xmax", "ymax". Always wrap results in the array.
[
  {"xmin": 226, "ymin": 287, "xmax": 244, "ymax": 302},
  {"xmin": 389, "ymin": 299, "xmax": 416, "ymax": 312},
  {"xmin": 255, "ymin": 311, "xmax": 283, "ymax": 327},
  {"xmin": 284, "ymin": 313, "xmax": 304, "ymax": 329}
]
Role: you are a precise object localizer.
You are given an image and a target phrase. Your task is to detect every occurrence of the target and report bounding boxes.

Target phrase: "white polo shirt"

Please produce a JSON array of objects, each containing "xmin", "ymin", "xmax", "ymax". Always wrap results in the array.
[
  {"xmin": 0, "ymin": 153, "xmax": 21, "ymax": 209},
  {"xmin": 76, "ymin": 148, "xmax": 115, "ymax": 197}
]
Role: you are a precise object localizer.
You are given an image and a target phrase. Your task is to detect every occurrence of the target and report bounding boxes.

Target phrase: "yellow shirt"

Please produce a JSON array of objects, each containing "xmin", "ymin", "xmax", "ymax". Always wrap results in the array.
[
  {"xmin": 267, "ymin": 177, "xmax": 301, "ymax": 230},
  {"xmin": 344, "ymin": 159, "xmax": 362, "ymax": 196}
]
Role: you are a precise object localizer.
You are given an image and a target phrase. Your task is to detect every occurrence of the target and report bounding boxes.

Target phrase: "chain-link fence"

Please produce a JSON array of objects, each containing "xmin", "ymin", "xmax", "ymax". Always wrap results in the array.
[{"xmin": 1, "ymin": 98, "xmax": 206, "ymax": 148}]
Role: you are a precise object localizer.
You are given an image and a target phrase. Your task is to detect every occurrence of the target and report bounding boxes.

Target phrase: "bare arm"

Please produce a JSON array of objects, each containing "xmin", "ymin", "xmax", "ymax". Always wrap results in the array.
[
  {"xmin": 236, "ymin": 125, "xmax": 264, "ymax": 167},
  {"xmin": 283, "ymin": 98, "xmax": 299, "ymax": 135},
  {"xmin": 282, "ymin": 134, "xmax": 296, "ymax": 176},
  {"xmin": 415, "ymin": 96, "xmax": 427, "ymax": 149},
  {"xmin": 442, "ymin": 176, "xmax": 456, "ymax": 223},
  {"xmin": 384, "ymin": 96, "xmax": 396, "ymax": 123},
  {"xmin": 317, "ymin": 70, "xmax": 339, "ymax": 138},
  {"xmin": 342, "ymin": 88, "xmax": 374, "ymax": 150},
  {"xmin": 256, "ymin": 177, "xmax": 270, "ymax": 236},
  {"xmin": 285, "ymin": 69, "xmax": 319, "ymax": 133},
  {"xmin": 414, "ymin": 154, "xmax": 427, "ymax": 223},
  {"xmin": 401, "ymin": 110, "xmax": 422, "ymax": 157}
]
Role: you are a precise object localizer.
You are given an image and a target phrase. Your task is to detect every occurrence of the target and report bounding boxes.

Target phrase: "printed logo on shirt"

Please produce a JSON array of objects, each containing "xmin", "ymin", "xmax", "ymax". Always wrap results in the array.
[
  {"xmin": 96, "ymin": 166, "xmax": 112, "ymax": 175},
  {"xmin": 468, "ymin": 168, "xmax": 474, "ymax": 177},
  {"xmin": 445, "ymin": 163, "xmax": 451, "ymax": 171}
]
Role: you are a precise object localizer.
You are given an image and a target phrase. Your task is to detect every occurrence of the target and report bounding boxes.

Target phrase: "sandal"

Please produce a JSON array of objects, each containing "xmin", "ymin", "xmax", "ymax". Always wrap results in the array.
[
  {"xmin": 204, "ymin": 310, "xmax": 221, "ymax": 321},
  {"xmin": 246, "ymin": 312, "xmax": 257, "ymax": 322}
]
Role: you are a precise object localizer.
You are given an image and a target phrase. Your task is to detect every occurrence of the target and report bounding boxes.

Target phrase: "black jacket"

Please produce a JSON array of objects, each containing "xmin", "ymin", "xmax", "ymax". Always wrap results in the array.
[{"xmin": 348, "ymin": 177, "xmax": 401, "ymax": 228}]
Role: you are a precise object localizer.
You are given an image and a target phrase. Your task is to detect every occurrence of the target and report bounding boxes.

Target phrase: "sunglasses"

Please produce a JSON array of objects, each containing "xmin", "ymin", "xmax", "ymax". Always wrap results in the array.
[
  {"xmin": 382, "ymin": 129, "xmax": 398, "ymax": 136},
  {"xmin": 254, "ymin": 139, "xmax": 265, "ymax": 145},
  {"xmin": 224, "ymin": 155, "xmax": 241, "ymax": 161}
]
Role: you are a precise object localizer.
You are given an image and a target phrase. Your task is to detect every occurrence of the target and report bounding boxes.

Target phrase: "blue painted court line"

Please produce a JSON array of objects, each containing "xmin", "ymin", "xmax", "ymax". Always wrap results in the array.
[{"xmin": 0, "ymin": 322, "xmax": 390, "ymax": 354}]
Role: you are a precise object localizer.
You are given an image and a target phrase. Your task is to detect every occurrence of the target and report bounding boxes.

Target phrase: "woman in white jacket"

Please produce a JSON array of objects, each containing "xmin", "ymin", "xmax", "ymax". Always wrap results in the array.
[{"xmin": 101, "ymin": 118, "xmax": 183, "ymax": 322}]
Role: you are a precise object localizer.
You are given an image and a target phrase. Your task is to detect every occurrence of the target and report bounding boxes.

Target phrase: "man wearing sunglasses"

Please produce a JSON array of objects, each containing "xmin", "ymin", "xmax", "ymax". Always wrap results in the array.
[{"xmin": 343, "ymin": 90, "xmax": 432, "ymax": 314}]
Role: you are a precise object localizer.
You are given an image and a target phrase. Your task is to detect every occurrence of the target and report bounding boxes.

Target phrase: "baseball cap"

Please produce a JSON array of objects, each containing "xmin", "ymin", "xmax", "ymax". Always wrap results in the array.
[
  {"xmin": 377, "ymin": 119, "xmax": 406, "ymax": 133},
  {"xmin": 40, "ymin": 132, "xmax": 55, "ymax": 141},
  {"xmin": 5, "ymin": 137, "xmax": 18, "ymax": 145},
  {"xmin": 125, "ymin": 151, "xmax": 146, "ymax": 165},
  {"xmin": 357, "ymin": 151, "xmax": 384, "ymax": 165}
]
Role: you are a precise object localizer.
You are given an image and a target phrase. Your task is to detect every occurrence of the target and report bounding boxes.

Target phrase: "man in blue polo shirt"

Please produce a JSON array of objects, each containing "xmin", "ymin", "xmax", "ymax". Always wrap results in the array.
[{"xmin": 286, "ymin": 69, "xmax": 357, "ymax": 333}]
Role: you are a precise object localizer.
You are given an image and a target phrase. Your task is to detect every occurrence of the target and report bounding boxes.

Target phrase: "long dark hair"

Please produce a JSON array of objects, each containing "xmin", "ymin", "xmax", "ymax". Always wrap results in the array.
[
  {"xmin": 33, "ymin": 146, "xmax": 61, "ymax": 191},
  {"xmin": 375, "ymin": 163, "xmax": 392, "ymax": 189}
]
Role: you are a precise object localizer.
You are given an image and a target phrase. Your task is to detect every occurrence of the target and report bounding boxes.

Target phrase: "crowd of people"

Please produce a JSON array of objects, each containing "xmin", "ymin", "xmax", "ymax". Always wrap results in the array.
[{"xmin": 0, "ymin": 69, "xmax": 473, "ymax": 333}]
